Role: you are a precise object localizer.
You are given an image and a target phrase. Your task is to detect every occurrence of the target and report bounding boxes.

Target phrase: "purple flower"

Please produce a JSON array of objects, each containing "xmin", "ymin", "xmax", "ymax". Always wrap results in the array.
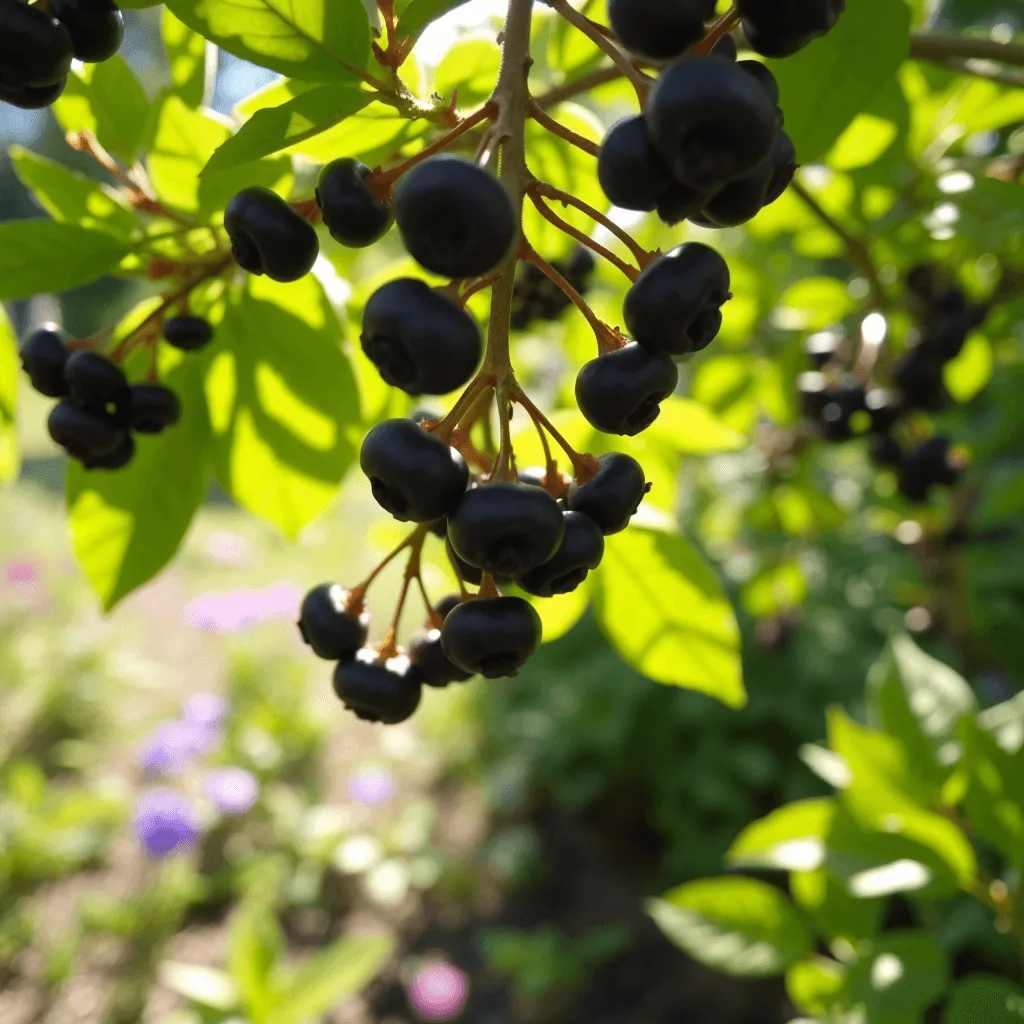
[
  {"xmin": 347, "ymin": 765, "xmax": 397, "ymax": 807},
  {"xmin": 133, "ymin": 788, "xmax": 201, "ymax": 859},
  {"xmin": 205, "ymin": 531, "xmax": 253, "ymax": 568},
  {"xmin": 407, "ymin": 961, "xmax": 469, "ymax": 1021},
  {"xmin": 182, "ymin": 693, "xmax": 228, "ymax": 728},
  {"xmin": 184, "ymin": 583, "xmax": 303, "ymax": 633},
  {"xmin": 204, "ymin": 767, "xmax": 259, "ymax": 815},
  {"xmin": 6, "ymin": 558, "xmax": 40, "ymax": 585},
  {"xmin": 137, "ymin": 719, "xmax": 221, "ymax": 776}
]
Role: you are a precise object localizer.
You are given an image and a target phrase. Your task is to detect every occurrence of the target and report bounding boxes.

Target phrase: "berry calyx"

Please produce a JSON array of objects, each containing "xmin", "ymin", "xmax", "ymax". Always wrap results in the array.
[
  {"xmin": 315, "ymin": 157, "xmax": 393, "ymax": 249},
  {"xmin": 224, "ymin": 187, "xmax": 319, "ymax": 283},
  {"xmin": 361, "ymin": 278, "xmax": 482, "ymax": 396},
  {"xmin": 128, "ymin": 385, "xmax": 182, "ymax": 435},
  {"xmin": 597, "ymin": 115, "xmax": 674, "ymax": 213},
  {"xmin": 409, "ymin": 626, "xmax": 474, "ymax": 686},
  {"xmin": 0, "ymin": 3, "xmax": 73, "ymax": 90},
  {"xmin": 624, "ymin": 243, "xmax": 731, "ymax": 356},
  {"xmin": 516, "ymin": 511, "xmax": 605, "ymax": 597},
  {"xmin": 298, "ymin": 584, "xmax": 369, "ymax": 660},
  {"xmin": 359, "ymin": 419, "xmax": 469, "ymax": 522},
  {"xmin": 393, "ymin": 156, "xmax": 517, "ymax": 279},
  {"xmin": 440, "ymin": 596, "xmax": 542, "ymax": 679},
  {"xmin": 564, "ymin": 452, "xmax": 649, "ymax": 535},
  {"xmin": 50, "ymin": 0, "xmax": 124, "ymax": 63},
  {"xmin": 447, "ymin": 483, "xmax": 565, "ymax": 578},
  {"xmin": 333, "ymin": 651, "xmax": 422, "ymax": 724},
  {"xmin": 162, "ymin": 316, "xmax": 214, "ymax": 352},
  {"xmin": 20, "ymin": 325, "xmax": 70, "ymax": 397},
  {"xmin": 576, "ymin": 343, "xmax": 678, "ymax": 436},
  {"xmin": 47, "ymin": 400, "xmax": 124, "ymax": 463},
  {"xmin": 608, "ymin": 0, "xmax": 715, "ymax": 63},
  {"xmin": 646, "ymin": 56, "xmax": 780, "ymax": 192},
  {"xmin": 63, "ymin": 350, "xmax": 130, "ymax": 419}
]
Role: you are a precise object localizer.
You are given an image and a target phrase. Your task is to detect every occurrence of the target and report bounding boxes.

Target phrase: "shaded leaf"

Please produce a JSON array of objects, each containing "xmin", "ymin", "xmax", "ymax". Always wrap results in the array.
[{"xmin": 944, "ymin": 976, "xmax": 1024, "ymax": 1024}]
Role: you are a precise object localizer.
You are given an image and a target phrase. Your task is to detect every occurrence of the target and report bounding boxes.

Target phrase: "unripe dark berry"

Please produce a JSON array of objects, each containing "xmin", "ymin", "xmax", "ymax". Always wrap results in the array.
[
  {"xmin": 315, "ymin": 158, "xmax": 393, "ymax": 248},
  {"xmin": 608, "ymin": 0, "xmax": 715, "ymax": 62},
  {"xmin": 20, "ymin": 325, "xmax": 70, "ymax": 397},
  {"xmin": 516, "ymin": 511, "xmax": 605, "ymax": 597},
  {"xmin": 128, "ymin": 385, "xmax": 181, "ymax": 435},
  {"xmin": 47, "ymin": 400, "xmax": 123, "ymax": 462},
  {"xmin": 298, "ymin": 584, "xmax": 369, "ymax": 660},
  {"xmin": 657, "ymin": 181, "xmax": 711, "ymax": 226},
  {"xmin": 162, "ymin": 316, "xmax": 214, "ymax": 352},
  {"xmin": 333, "ymin": 652, "xmax": 422, "ymax": 724},
  {"xmin": 624, "ymin": 243, "xmax": 731, "ymax": 357},
  {"xmin": 893, "ymin": 348, "xmax": 947, "ymax": 411},
  {"xmin": 869, "ymin": 433, "xmax": 903, "ymax": 468},
  {"xmin": 360, "ymin": 418, "xmax": 469, "ymax": 523},
  {"xmin": 447, "ymin": 483, "xmax": 565, "ymax": 578},
  {"xmin": 409, "ymin": 627, "xmax": 473, "ymax": 686},
  {"xmin": 597, "ymin": 115, "xmax": 674, "ymax": 212},
  {"xmin": 83, "ymin": 431, "xmax": 134, "ymax": 471},
  {"xmin": 738, "ymin": 0, "xmax": 845, "ymax": 58},
  {"xmin": 0, "ymin": 76, "xmax": 68, "ymax": 109},
  {"xmin": 50, "ymin": 0, "xmax": 124, "ymax": 63},
  {"xmin": 576, "ymin": 343, "xmax": 678, "ymax": 436},
  {"xmin": 646, "ymin": 56, "xmax": 779, "ymax": 191},
  {"xmin": 393, "ymin": 156, "xmax": 516, "ymax": 279},
  {"xmin": 63, "ymin": 350, "xmax": 130, "ymax": 419},
  {"xmin": 361, "ymin": 278, "xmax": 481, "ymax": 396},
  {"xmin": 736, "ymin": 60, "xmax": 780, "ymax": 106},
  {"xmin": 441, "ymin": 596, "xmax": 542, "ymax": 679},
  {"xmin": 224, "ymin": 187, "xmax": 319, "ymax": 283},
  {"xmin": 0, "ymin": 2, "xmax": 73, "ymax": 90},
  {"xmin": 898, "ymin": 436, "xmax": 960, "ymax": 504},
  {"xmin": 921, "ymin": 313, "xmax": 971, "ymax": 363},
  {"xmin": 564, "ymin": 453, "xmax": 649, "ymax": 535}
]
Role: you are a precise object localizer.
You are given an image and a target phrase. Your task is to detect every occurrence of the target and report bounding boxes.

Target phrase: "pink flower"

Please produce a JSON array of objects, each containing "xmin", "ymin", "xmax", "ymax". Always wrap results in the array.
[
  {"xmin": 407, "ymin": 961, "xmax": 469, "ymax": 1021},
  {"xmin": 184, "ymin": 583, "xmax": 303, "ymax": 632},
  {"xmin": 6, "ymin": 558, "xmax": 40, "ymax": 585},
  {"xmin": 205, "ymin": 531, "xmax": 254, "ymax": 568},
  {"xmin": 347, "ymin": 765, "xmax": 396, "ymax": 807}
]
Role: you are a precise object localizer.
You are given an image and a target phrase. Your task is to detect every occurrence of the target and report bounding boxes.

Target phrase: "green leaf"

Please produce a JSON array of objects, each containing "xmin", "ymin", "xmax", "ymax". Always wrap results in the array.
[
  {"xmin": 163, "ymin": 8, "xmax": 210, "ymax": 107},
  {"xmin": 944, "ymin": 976, "xmax": 1024, "ymax": 1024},
  {"xmin": 786, "ymin": 957, "xmax": 846, "ymax": 1017},
  {"xmin": 205, "ymin": 275, "xmax": 360, "ymax": 538},
  {"xmin": 790, "ymin": 868, "xmax": 883, "ymax": 944},
  {"xmin": 67, "ymin": 347, "xmax": 210, "ymax": 610},
  {"xmin": 728, "ymin": 799, "xmax": 835, "ymax": 872},
  {"xmin": 267, "ymin": 934, "xmax": 393, "ymax": 1024},
  {"xmin": 0, "ymin": 222, "xmax": 131, "ymax": 301},
  {"xmin": 159, "ymin": 962, "xmax": 240, "ymax": 1011},
  {"xmin": 8, "ymin": 147, "xmax": 141, "ymax": 238},
  {"xmin": 0, "ymin": 306, "xmax": 20, "ymax": 484},
  {"xmin": 944, "ymin": 332, "xmax": 993, "ymax": 404},
  {"xmin": 769, "ymin": 0, "xmax": 912, "ymax": 160},
  {"xmin": 647, "ymin": 877, "xmax": 811, "ymax": 978},
  {"xmin": 397, "ymin": 0, "xmax": 471, "ymax": 46},
  {"xmin": 228, "ymin": 903, "xmax": 283, "ymax": 1022},
  {"xmin": 202, "ymin": 83, "xmax": 371, "ymax": 176},
  {"xmin": 865, "ymin": 635, "xmax": 975, "ymax": 788},
  {"xmin": 588, "ymin": 523, "xmax": 744, "ymax": 708},
  {"xmin": 433, "ymin": 36, "xmax": 502, "ymax": 107},
  {"xmin": 645, "ymin": 397, "xmax": 746, "ymax": 454},
  {"xmin": 846, "ymin": 933, "xmax": 948, "ymax": 1019},
  {"xmin": 52, "ymin": 56, "xmax": 151, "ymax": 164},
  {"xmin": 978, "ymin": 690, "xmax": 1024, "ymax": 754},
  {"xmin": 775, "ymin": 277, "xmax": 855, "ymax": 332},
  {"xmin": 165, "ymin": 0, "xmax": 372, "ymax": 83}
]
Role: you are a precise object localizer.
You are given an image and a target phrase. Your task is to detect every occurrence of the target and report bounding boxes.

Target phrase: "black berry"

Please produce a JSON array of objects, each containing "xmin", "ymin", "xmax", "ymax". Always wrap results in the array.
[
  {"xmin": 893, "ymin": 348, "xmax": 947, "ymax": 411},
  {"xmin": 797, "ymin": 371, "xmax": 829, "ymax": 420},
  {"xmin": 333, "ymin": 652, "xmax": 422, "ymax": 724},
  {"xmin": 409, "ymin": 627, "xmax": 473, "ymax": 686},
  {"xmin": 700, "ymin": 130, "xmax": 796, "ymax": 227},
  {"xmin": 162, "ymin": 316, "xmax": 214, "ymax": 352},
  {"xmin": 804, "ymin": 331, "xmax": 842, "ymax": 369},
  {"xmin": 50, "ymin": 0, "xmax": 123, "ymax": 63},
  {"xmin": 224, "ymin": 187, "xmax": 319, "ymax": 283},
  {"xmin": 738, "ymin": 0, "xmax": 845, "ymax": 58},
  {"xmin": 898, "ymin": 437, "xmax": 960, "ymax": 504},
  {"xmin": 712, "ymin": 34, "xmax": 738, "ymax": 61},
  {"xmin": 564, "ymin": 452, "xmax": 649, "ymax": 535},
  {"xmin": 869, "ymin": 433, "xmax": 903, "ymax": 468},
  {"xmin": 315, "ymin": 157, "xmax": 393, "ymax": 248},
  {"xmin": 646, "ymin": 56, "xmax": 780, "ymax": 191},
  {"xmin": 819, "ymin": 380, "xmax": 866, "ymax": 442},
  {"xmin": 865, "ymin": 388, "xmax": 902, "ymax": 434},
  {"xmin": 63, "ymin": 350, "xmax": 130, "ymax": 420},
  {"xmin": 921, "ymin": 313, "xmax": 971, "ymax": 363},
  {"xmin": 298, "ymin": 584, "xmax": 369, "ymax": 660},
  {"xmin": 361, "ymin": 278, "xmax": 482, "ymax": 396},
  {"xmin": 83, "ymin": 431, "xmax": 134, "ymax": 471},
  {"xmin": 608, "ymin": 0, "xmax": 715, "ymax": 63},
  {"xmin": 360, "ymin": 418, "xmax": 469, "ymax": 522},
  {"xmin": 434, "ymin": 595, "xmax": 462, "ymax": 620},
  {"xmin": 440, "ymin": 597, "xmax": 542, "ymax": 679},
  {"xmin": 0, "ymin": 2, "xmax": 73, "ymax": 90},
  {"xmin": 47, "ymin": 400, "xmax": 123, "ymax": 462},
  {"xmin": 597, "ymin": 115, "xmax": 674, "ymax": 213},
  {"xmin": 446, "ymin": 536, "xmax": 483, "ymax": 586},
  {"xmin": 736, "ymin": 59, "xmax": 780, "ymax": 106},
  {"xmin": 20, "ymin": 325, "xmax": 70, "ymax": 397},
  {"xmin": 657, "ymin": 181, "xmax": 711, "ymax": 226},
  {"xmin": 516, "ymin": 511, "xmax": 605, "ymax": 597},
  {"xmin": 128, "ymin": 385, "xmax": 181, "ymax": 435},
  {"xmin": 576, "ymin": 343, "xmax": 678, "ymax": 436},
  {"xmin": 0, "ymin": 77, "xmax": 67, "ymax": 109},
  {"xmin": 624, "ymin": 243, "xmax": 731, "ymax": 357},
  {"xmin": 393, "ymin": 156, "xmax": 517, "ymax": 279},
  {"xmin": 447, "ymin": 483, "xmax": 565, "ymax": 578}
]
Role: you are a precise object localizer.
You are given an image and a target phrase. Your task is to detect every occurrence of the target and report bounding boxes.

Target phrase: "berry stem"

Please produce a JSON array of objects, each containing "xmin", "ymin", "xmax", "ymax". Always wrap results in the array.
[
  {"xmin": 521, "ymin": 241, "xmax": 626, "ymax": 354},
  {"xmin": 545, "ymin": 0, "xmax": 652, "ymax": 104},
  {"xmin": 430, "ymin": 376, "xmax": 496, "ymax": 442},
  {"xmin": 529, "ymin": 397, "xmax": 560, "ymax": 486},
  {"xmin": 909, "ymin": 31, "xmax": 1024, "ymax": 68},
  {"xmin": 459, "ymin": 273, "xmax": 502, "ymax": 307},
  {"xmin": 527, "ymin": 100, "xmax": 600, "ymax": 158},
  {"xmin": 530, "ymin": 181, "xmax": 656, "ymax": 268},
  {"xmin": 349, "ymin": 523, "xmax": 428, "ymax": 618},
  {"xmin": 491, "ymin": 381, "xmax": 518, "ymax": 483},
  {"xmin": 377, "ymin": 526, "xmax": 429, "ymax": 659},
  {"xmin": 512, "ymin": 387, "xmax": 600, "ymax": 482},
  {"xmin": 692, "ymin": 7, "xmax": 741, "ymax": 55},
  {"xmin": 527, "ymin": 191, "xmax": 639, "ymax": 281},
  {"xmin": 534, "ymin": 66, "xmax": 631, "ymax": 110}
]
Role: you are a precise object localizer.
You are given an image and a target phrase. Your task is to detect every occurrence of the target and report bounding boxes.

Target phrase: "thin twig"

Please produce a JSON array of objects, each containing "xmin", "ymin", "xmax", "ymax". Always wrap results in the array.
[
  {"xmin": 528, "ymin": 100, "xmax": 600, "ymax": 157},
  {"xmin": 909, "ymin": 30, "xmax": 1024, "ymax": 68}
]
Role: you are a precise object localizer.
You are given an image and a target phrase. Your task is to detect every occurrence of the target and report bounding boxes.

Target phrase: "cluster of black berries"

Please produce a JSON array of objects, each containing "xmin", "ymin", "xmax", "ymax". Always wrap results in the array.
[
  {"xmin": 510, "ymin": 248, "xmax": 596, "ymax": 331},
  {"xmin": 19, "ymin": 325, "xmax": 181, "ymax": 470},
  {"xmin": 0, "ymin": 0, "xmax": 123, "ymax": 110},
  {"xmin": 575, "ymin": 241, "xmax": 730, "ymax": 435},
  {"xmin": 797, "ymin": 265, "xmax": 987, "ymax": 504}
]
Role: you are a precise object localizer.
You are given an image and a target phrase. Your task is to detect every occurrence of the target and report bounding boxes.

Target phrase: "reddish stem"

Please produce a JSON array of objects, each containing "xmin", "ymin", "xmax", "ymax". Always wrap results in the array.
[
  {"xmin": 692, "ymin": 8, "xmax": 741, "ymax": 55},
  {"xmin": 460, "ymin": 273, "xmax": 502, "ymax": 307},
  {"xmin": 528, "ymin": 101, "xmax": 600, "ymax": 158},
  {"xmin": 512, "ymin": 387, "xmax": 600, "ymax": 482}
]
